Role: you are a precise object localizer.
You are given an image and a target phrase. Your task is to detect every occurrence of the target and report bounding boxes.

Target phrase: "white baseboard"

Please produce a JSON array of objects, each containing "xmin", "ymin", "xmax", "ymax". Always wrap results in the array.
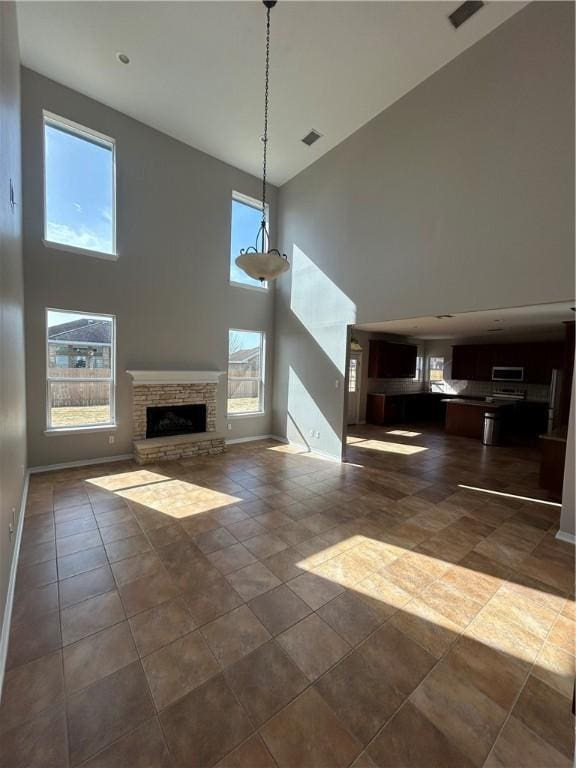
[
  {"xmin": 0, "ymin": 471, "xmax": 29, "ymax": 696},
  {"xmin": 555, "ymin": 530, "xmax": 576, "ymax": 545},
  {"xmin": 29, "ymin": 453, "xmax": 134, "ymax": 474}
]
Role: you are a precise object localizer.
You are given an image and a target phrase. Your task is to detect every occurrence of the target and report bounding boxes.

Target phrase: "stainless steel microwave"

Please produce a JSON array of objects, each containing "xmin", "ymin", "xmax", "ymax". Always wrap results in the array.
[{"xmin": 492, "ymin": 366, "xmax": 525, "ymax": 382}]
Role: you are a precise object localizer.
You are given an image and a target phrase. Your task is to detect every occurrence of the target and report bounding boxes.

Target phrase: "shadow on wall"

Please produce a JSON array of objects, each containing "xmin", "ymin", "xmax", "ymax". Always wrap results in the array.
[{"xmin": 275, "ymin": 245, "xmax": 356, "ymax": 459}]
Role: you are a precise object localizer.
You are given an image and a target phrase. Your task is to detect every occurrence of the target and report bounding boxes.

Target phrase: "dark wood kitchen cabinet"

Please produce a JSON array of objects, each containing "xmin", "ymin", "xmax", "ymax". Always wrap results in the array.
[
  {"xmin": 368, "ymin": 341, "xmax": 417, "ymax": 379},
  {"xmin": 452, "ymin": 344, "xmax": 492, "ymax": 380},
  {"xmin": 451, "ymin": 341, "xmax": 564, "ymax": 384}
]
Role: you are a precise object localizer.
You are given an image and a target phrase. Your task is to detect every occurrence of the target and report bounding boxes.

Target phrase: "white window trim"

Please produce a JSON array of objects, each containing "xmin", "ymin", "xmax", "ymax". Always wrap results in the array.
[
  {"xmin": 230, "ymin": 191, "xmax": 269, "ymax": 292},
  {"xmin": 46, "ymin": 307, "xmax": 117, "ymax": 432},
  {"xmin": 43, "ymin": 110, "xmax": 118, "ymax": 260},
  {"xmin": 227, "ymin": 328, "xmax": 266, "ymax": 417}
]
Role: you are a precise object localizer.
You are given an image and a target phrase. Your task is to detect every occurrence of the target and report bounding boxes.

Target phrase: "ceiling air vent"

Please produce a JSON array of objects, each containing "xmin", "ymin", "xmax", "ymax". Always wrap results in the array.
[
  {"xmin": 301, "ymin": 129, "xmax": 322, "ymax": 147},
  {"xmin": 448, "ymin": 1, "xmax": 484, "ymax": 29}
]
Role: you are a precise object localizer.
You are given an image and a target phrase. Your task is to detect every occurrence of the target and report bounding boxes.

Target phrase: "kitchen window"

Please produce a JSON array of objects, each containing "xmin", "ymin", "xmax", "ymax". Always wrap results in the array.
[
  {"xmin": 46, "ymin": 309, "xmax": 116, "ymax": 431},
  {"xmin": 428, "ymin": 356, "xmax": 445, "ymax": 382},
  {"xmin": 227, "ymin": 329, "xmax": 265, "ymax": 415},
  {"xmin": 413, "ymin": 355, "xmax": 423, "ymax": 382},
  {"xmin": 43, "ymin": 111, "xmax": 116, "ymax": 259},
  {"xmin": 230, "ymin": 192, "xmax": 269, "ymax": 289}
]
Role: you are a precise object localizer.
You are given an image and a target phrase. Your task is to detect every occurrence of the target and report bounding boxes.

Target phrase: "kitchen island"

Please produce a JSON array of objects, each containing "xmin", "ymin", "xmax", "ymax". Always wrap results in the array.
[{"xmin": 442, "ymin": 398, "xmax": 510, "ymax": 440}]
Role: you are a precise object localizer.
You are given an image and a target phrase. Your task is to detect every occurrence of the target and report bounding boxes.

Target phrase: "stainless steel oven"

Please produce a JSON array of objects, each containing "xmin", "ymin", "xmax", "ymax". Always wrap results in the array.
[{"xmin": 491, "ymin": 366, "xmax": 525, "ymax": 382}]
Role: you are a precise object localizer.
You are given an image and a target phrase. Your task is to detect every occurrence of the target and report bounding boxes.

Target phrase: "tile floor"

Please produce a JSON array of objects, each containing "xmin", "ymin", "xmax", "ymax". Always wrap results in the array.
[{"xmin": 0, "ymin": 424, "xmax": 574, "ymax": 767}]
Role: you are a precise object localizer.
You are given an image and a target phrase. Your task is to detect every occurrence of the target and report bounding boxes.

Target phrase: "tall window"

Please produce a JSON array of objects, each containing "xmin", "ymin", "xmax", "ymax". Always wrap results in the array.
[
  {"xmin": 227, "ymin": 330, "xmax": 265, "ymax": 415},
  {"xmin": 348, "ymin": 357, "xmax": 359, "ymax": 393},
  {"xmin": 46, "ymin": 309, "xmax": 116, "ymax": 430},
  {"xmin": 43, "ymin": 111, "xmax": 116, "ymax": 257},
  {"xmin": 428, "ymin": 356, "xmax": 445, "ymax": 382},
  {"xmin": 230, "ymin": 192, "xmax": 268, "ymax": 289}
]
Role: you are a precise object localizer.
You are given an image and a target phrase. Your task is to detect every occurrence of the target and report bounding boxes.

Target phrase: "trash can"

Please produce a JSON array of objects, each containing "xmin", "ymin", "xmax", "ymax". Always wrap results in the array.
[{"xmin": 483, "ymin": 411, "xmax": 501, "ymax": 446}]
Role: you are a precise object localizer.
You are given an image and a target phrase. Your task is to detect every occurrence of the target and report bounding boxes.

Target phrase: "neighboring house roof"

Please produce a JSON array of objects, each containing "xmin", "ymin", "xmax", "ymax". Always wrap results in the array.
[
  {"xmin": 48, "ymin": 319, "xmax": 112, "ymax": 344},
  {"xmin": 229, "ymin": 347, "xmax": 260, "ymax": 363}
]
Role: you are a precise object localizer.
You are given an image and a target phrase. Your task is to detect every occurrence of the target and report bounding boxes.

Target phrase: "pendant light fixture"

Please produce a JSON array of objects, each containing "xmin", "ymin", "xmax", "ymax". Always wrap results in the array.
[{"xmin": 235, "ymin": 0, "xmax": 289, "ymax": 283}]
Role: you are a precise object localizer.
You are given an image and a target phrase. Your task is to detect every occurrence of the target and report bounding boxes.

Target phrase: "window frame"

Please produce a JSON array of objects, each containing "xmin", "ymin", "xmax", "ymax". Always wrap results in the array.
[
  {"xmin": 42, "ymin": 110, "xmax": 118, "ymax": 261},
  {"xmin": 428, "ymin": 356, "xmax": 445, "ymax": 383},
  {"xmin": 227, "ymin": 328, "xmax": 266, "ymax": 418},
  {"xmin": 413, "ymin": 355, "xmax": 423, "ymax": 383},
  {"xmin": 229, "ymin": 191, "xmax": 269, "ymax": 292},
  {"xmin": 45, "ymin": 307, "xmax": 117, "ymax": 433}
]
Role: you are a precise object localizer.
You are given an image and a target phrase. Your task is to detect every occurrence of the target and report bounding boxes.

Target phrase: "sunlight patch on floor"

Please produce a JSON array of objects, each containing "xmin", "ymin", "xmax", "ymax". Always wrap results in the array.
[
  {"xmin": 115, "ymin": 478, "xmax": 242, "ymax": 516},
  {"xmin": 352, "ymin": 439, "xmax": 428, "ymax": 455},
  {"xmin": 297, "ymin": 532, "xmax": 574, "ymax": 678},
  {"xmin": 386, "ymin": 429, "xmax": 422, "ymax": 438},
  {"xmin": 458, "ymin": 484, "xmax": 562, "ymax": 508},
  {"xmin": 86, "ymin": 470, "xmax": 170, "ymax": 492}
]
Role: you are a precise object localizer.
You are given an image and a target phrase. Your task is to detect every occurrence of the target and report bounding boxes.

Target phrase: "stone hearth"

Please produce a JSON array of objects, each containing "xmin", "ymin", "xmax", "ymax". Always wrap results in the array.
[{"xmin": 127, "ymin": 370, "xmax": 225, "ymax": 464}]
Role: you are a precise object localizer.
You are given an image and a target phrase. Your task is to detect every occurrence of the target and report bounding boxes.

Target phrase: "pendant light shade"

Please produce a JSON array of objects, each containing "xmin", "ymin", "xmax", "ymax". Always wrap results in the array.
[
  {"xmin": 236, "ymin": 0, "xmax": 290, "ymax": 283},
  {"xmin": 236, "ymin": 249, "xmax": 290, "ymax": 282}
]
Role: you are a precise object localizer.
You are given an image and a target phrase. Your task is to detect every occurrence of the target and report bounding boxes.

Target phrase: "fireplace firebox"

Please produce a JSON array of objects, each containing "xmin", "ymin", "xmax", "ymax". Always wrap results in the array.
[{"xmin": 146, "ymin": 404, "xmax": 207, "ymax": 439}]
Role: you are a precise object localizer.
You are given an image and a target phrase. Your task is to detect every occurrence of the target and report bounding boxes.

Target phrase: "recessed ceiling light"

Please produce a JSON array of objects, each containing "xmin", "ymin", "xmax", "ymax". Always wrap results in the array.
[{"xmin": 116, "ymin": 52, "xmax": 130, "ymax": 65}]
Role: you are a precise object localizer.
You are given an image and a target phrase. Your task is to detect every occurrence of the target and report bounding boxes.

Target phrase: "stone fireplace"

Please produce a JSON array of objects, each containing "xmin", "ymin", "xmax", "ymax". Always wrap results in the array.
[{"xmin": 127, "ymin": 370, "xmax": 226, "ymax": 464}]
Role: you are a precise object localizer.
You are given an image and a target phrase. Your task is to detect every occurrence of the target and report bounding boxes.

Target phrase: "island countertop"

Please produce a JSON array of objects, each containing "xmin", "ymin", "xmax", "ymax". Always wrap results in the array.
[{"xmin": 441, "ymin": 398, "xmax": 510, "ymax": 408}]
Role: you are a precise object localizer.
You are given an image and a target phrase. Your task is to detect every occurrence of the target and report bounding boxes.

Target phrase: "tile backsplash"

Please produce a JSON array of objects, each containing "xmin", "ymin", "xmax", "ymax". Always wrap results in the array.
[
  {"xmin": 371, "ymin": 378, "xmax": 550, "ymax": 401},
  {"xmin": 429, "ymin": 379, "xmax": 550, "ymax": 402}
]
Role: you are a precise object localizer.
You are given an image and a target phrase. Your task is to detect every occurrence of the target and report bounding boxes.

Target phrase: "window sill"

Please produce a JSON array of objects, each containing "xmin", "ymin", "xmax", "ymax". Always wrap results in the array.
[
  {"xmin": 43, "ymin": 239, "xmax": 119, "ymax": 262},
  {"xmin": 227, "ymin": 412, "xmax": 266, "ymax": 419},
  {"xmin": 44, "ymin": 424, "xmax": 117, "ymax": 436},
  {"xmin": 229, "ymin": 280, "xmax": 268, "ymax": 293}
]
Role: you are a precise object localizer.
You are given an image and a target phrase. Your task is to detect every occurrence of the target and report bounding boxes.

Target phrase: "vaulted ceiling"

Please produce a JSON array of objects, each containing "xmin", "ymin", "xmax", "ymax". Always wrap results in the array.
[{"xmin": 17, "ymin": 1, "xmax": 526, "ymax": 184}]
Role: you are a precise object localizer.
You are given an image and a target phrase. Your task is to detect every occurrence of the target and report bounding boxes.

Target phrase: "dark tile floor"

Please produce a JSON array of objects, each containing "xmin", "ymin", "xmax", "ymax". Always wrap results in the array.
[{"xmin": 0, "ymin": 424, "xmax": 574, "ymax": 767}]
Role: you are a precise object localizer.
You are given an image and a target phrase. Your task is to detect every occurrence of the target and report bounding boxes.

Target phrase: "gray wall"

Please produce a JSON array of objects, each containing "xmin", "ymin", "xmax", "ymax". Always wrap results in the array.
[
  {"xmin": 274, "ymin": 2, "xmax": 575, "ymax": 459},
  {"xmin": 22, "ymin": 69, "xmax": 277, "ymax": 468},
  {"xmin": 0, "ymin": 2, "xmax": 27, "ymax": 657}
]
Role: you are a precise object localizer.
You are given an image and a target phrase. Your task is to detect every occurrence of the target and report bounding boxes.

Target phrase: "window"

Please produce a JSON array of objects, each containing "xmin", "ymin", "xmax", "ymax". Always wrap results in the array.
[
  {"xmin": 428, "ymin": 356, "xmax": 445, "ymax": 382},
  {"xmin": 348, "ymin": 357, "xmax": 359, "ymax": 393},
  {"xmin": 43, "ymin": 112, "xmax": 116, "ymax": 258},
  {"xmin": 413, "ymin": 355, "xmax": 423, "ymax": 382},
  {"xmin": 46, "ymin": 309, "xmax": 115, "ymax": 430},
  {"xmin": 227, "ymin": 330, "xmax": 265, "ymax": 415},
  {"xmin": 230, "ymin": 192, "xmax": 268, "ymax": 289}
]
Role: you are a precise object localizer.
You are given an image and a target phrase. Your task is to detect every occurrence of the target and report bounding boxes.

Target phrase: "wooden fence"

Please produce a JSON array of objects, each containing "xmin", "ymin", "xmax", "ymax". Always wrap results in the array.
[
  {"xmin": 49, "ymin": 368, "xmax": 111, "ymax": 407},
  {"xmin": 228, "ymin": 378, "xmax": 259, "ymax": 399}
]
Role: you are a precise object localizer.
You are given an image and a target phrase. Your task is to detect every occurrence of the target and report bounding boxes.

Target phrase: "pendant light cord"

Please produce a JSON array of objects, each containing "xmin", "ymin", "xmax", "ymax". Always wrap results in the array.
[{"xmin": 261, "ymin": 4, "xmax": 271, "ymax": 225}]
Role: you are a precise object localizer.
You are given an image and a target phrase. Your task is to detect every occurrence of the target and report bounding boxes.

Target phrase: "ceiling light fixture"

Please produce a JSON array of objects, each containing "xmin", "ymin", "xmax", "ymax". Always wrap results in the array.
[{"xmin": 235, "ymin": 0, "xmax": 289, "ymax": 283}]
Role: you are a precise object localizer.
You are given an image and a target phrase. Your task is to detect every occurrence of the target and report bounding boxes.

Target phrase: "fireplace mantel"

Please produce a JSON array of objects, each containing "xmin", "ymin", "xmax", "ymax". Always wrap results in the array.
[{"xmin": 127, "ymin": 370, "xmax": 225, "ymax": 385}]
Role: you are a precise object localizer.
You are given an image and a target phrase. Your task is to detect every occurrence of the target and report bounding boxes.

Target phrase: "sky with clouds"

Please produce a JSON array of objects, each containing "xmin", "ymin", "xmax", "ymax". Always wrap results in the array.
[{"xmin": 45, "ymin": 122, "xmax": 114, "ymax": 254}]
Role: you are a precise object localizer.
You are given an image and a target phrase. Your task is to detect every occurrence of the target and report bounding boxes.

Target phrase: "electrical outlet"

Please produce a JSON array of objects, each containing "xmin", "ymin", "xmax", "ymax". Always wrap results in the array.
[
  {"xmin": 108, "ymin": 435, "xmax": 115, "ymax": 444},
  {"xmin": 227, "ymin": 423, "xmax": 232, "ymax": 431},
  {"xmin": 314, "ymin": 431, "xmax": 320, "ymax": 439},
  {"xmin": 309, "ymin": 429, "xmax": 315, "ymax": 438}
]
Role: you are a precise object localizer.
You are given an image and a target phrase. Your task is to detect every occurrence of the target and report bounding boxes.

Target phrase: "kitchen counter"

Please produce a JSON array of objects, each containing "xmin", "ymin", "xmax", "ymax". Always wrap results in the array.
[{"xmin": 442, "ymin": 398, "xmax": 510, "ymax": 409}]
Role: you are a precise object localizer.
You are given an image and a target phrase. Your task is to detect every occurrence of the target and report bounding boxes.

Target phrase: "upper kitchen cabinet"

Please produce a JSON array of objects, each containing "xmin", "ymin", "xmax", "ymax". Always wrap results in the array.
[
  {"xmin": 451, "ymin": 344, "xmax": 492, "ymax": 380},
  {"xmin": 368, "ymin": 340, "xmax": 417, "ymax": 378},
  {"xmin": 451, "ymin": 342, "xmax": 564, "ymax": 383}
]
